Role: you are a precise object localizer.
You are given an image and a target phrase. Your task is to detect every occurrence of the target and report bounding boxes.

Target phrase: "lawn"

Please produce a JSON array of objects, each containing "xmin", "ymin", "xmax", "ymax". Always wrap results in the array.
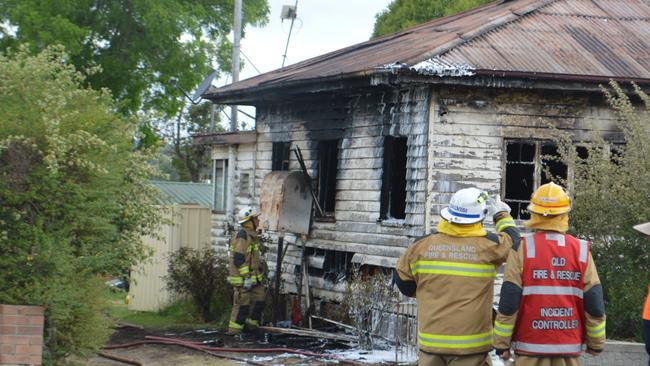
[{"xmin": 104, "ymin": 290, "xmax": 230, "ymax": 330}]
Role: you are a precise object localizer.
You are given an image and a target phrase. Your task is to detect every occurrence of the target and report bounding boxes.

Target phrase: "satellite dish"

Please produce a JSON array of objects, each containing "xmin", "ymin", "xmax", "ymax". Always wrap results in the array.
[{"xmin": 191, "ymin": 70, "xmax": 218, "ymax": 101}]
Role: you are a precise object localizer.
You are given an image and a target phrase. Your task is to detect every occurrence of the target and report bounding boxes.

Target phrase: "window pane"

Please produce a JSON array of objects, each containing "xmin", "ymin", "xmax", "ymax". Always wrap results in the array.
[{"xmin": 213, "ymin": 159, "xmax": 228, "ymax": 211}]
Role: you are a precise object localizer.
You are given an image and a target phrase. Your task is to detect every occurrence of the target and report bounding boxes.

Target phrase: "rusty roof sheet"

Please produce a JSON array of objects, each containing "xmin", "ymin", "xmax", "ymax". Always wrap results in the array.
[{"xmin": 205, "ymin": 0, "xmax": 650, "ymax": 101}]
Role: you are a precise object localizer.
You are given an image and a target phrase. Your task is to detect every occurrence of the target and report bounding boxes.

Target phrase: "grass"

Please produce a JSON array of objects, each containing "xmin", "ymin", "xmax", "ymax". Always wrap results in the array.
[{"xmin": 104, "ymin": 289, "xmax": 230, "ymax": 330}]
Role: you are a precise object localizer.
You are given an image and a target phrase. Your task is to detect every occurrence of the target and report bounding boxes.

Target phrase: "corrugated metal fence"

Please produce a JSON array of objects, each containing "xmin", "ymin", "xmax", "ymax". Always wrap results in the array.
[{"xmin": 128, "ymin": 205, "xmax": 212, "ymax": 311}]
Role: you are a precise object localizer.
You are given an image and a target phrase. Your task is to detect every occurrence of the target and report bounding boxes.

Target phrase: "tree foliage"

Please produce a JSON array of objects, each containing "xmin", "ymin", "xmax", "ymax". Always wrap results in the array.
[
  {"xmin": 554, "ymin": 81, "xmax": 650, "ymax": 340},
  {"xmin": 165, "ymin": 247, "xmax": 231, "ymax": 322},
  {"xmin": 0, "ymin": 46, "xmax": 162, "ymax": 363},
  {"xmin": 158, "ymin": 101, "xmax": 223, "ymax": 182},
  {"xmin": 0, "ymin": 0, "xmax": 269, "ymax": 115},
  {"xmin": 372, "ymin": 0, "xmax": 491, "ymax": 37}
]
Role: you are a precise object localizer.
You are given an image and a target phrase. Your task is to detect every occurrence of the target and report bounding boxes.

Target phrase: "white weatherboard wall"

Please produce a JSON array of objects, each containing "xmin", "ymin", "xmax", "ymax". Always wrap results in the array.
[
  {"xmin": 129, "ymin": 205, "xmax": 212, "ymax": 312},
  {"xmin": 210, "ymin": 141, "xmax": 258, "ymax": 255}
]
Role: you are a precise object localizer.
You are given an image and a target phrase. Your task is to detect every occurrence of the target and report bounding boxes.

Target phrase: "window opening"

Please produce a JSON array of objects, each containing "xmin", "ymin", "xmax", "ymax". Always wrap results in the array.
[
  {"xmin": 504, "ymin": 141, "xmax": 568, "ymax": 220},
  {"xmin": 540, "ymin": 144, "xmax": 568, "ymax": 185},
  {"xmin": 239, "ymin": 172, "xmax": 250, "ymax": 195},
  {"xmin": 272, "ymin": 141, "xmax": 291, "ymax": 171},
  {"xmin": 504, "ymin": 142, "xmax": 535, "ymax": 220},
  {"xmin": 298, "ymin": 248, "xmax": 353, "ymax": 284},
  {"xmin": 317, "ymin": 140, "xmax": 339, "ymax": 214},
  {"xmin": 213, "ymin": 159, "xmax": 228, "ymax": 211},
  {"xmin": 380, "ymin": 136, "xmax": 408, "ymax": 220}
]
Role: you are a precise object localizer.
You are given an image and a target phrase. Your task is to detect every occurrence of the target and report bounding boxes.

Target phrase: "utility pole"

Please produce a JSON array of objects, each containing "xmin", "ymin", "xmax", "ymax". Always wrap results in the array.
[{"xmin": 227, "ymin": 0, "xmax": 242, "ymax": 216}]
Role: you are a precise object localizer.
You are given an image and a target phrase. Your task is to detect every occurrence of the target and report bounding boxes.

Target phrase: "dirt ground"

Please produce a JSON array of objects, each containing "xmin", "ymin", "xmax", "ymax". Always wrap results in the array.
[{"xmin": 87, "ymin": 326, "xmax": 366, "ymax": 366}]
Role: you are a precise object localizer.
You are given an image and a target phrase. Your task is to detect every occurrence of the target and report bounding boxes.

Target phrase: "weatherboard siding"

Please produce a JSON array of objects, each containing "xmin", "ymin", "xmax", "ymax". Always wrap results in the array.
[
  {"xmin": 209, "ymin": 84, "xmax": 622, "ymax": 302},
  {"xmin": 249, "ymin": 86, "xmax": 430, "ymax": 300},
  {"xmin": 427, "ymin": 86, "xmax": 620, "ymax": 226}
]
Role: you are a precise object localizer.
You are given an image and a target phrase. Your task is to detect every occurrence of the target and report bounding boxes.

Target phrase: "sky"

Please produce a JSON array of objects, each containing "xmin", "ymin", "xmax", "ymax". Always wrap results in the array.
[{"xmin": 214, "ymin": 0, "xmax": 393, "ymax": 128}]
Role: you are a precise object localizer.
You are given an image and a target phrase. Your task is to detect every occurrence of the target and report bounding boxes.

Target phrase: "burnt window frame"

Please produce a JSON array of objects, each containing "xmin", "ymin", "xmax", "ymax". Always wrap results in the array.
[
  {"xmin": 379, "ymin": 136, "xmax": 408, "ymax": 221},
  {"xmin": 502, "ymin": 140, "xmax": 569, "ymax": 220},
  {"xmin": 316, "ymin": 139, "xmax": 339, "ymax": 216},
  {"xmin": 271, "ymin": 141, "xmax": 291, "ymax": 171}
]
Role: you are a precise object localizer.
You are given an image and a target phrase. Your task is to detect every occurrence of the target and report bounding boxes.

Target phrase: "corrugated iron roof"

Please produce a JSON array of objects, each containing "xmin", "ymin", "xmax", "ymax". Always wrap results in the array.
[
  {"xmin": 151, "ymin": 181, "xmax": 212, "ymax": 207},
  {"xmin": 205, "ymin": 0, "xmax": 650, "ymax": 103}
]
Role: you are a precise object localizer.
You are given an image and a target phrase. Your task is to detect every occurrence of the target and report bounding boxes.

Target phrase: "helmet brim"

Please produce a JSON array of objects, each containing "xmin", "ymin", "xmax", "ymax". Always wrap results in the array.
[
  {"xmin": 527, "ymin": 202, "xmax": 571, "ymax": 216},
  {"xmin": 440, "ymin": 207, "xmax": 483, "ymax": 224}
]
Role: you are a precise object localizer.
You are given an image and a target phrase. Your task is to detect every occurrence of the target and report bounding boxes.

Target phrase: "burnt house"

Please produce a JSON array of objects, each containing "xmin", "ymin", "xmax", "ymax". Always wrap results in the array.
[{"xmin": 196, "ymin": 0, "xmax": 650, "ymax": 300}]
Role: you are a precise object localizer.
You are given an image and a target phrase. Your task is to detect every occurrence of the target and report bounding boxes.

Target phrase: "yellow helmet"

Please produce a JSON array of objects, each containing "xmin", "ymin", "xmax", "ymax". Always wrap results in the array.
[{"xmin": 527, "ymin": 182, "xmax": 571, "ymax": 216}]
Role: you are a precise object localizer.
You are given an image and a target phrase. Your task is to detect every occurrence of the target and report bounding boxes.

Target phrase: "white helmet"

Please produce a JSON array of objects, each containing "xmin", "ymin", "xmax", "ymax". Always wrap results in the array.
[
  {"xmin": 440, "ymin": 187, "xmax": 488, "ymax": 224},
  {"xmin": 237, "ymin": 206, "xmax": 260, "ymax": 224}
]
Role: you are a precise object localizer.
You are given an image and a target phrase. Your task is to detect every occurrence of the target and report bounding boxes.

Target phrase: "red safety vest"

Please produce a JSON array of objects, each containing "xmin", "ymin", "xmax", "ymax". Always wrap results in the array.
[{"xmin": 512, "ymin": 231, "xmax": 589, "ymax": 356}]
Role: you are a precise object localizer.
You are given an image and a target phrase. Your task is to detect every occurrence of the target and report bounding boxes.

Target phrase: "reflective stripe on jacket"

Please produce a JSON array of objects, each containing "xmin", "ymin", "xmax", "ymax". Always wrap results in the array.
[
  {"xmin": 512, "ymin": 232, "xmax": 588, "ymax": 356},
  {"xmin": 396, "ymin": 229, "xmax": 514, "ymax": 355},
  {"xmin": 228, "ymin": 226, "xmax": 263, "ymax": 286}
]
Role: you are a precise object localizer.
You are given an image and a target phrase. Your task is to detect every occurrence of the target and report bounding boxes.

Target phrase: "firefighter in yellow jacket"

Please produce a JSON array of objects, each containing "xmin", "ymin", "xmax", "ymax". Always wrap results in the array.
[
  {"xmin": 227, "ymin": 206, "xmax": 267, "ymax": 334},
  {"xmin": 493, "ymin": 183, "xmax": 606, "ymax": 366},
  {"xmin": 395, "ymin": 187, "xmax": 520, "ymax": 366}
]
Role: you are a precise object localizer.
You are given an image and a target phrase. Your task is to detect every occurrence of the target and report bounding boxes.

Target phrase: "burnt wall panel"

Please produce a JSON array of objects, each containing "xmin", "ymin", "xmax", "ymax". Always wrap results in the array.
[{"xmin": 249, "ymin": 87, "xmax": 430, "ymax": 300}]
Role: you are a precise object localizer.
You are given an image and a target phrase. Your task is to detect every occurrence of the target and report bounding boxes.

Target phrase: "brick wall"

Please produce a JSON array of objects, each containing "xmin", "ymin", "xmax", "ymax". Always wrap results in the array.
[{"xmin": 0, "ymin": 305, "xmax": 44, "ymax": 366}]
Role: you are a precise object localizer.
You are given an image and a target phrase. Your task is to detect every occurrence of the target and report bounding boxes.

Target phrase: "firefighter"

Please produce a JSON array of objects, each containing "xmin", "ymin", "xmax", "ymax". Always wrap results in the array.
[
  {"xmin": 633, "ymin": 221, "xmax": 650, "ymax": 366},
  {"xmin": 395, "ymin": 187, "xmax": 520, "ymax": 366},
  {"xmin": 494, "ymin": 182, "xmax": 606, "ymax": 366},
  {"xmin": 227, "ymin": 206, "xmax": 267, "ymax": 335}
]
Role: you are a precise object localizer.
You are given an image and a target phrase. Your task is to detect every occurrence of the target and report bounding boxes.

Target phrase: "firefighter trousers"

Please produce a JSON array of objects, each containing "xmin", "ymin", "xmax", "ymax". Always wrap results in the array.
[
  {"xmin": 512, "ymin": 356, "xmax": 580, "ymax": 366},
  {"xmin": 418, "ymin": 351, "xmax": 492, "ymax": 366},
  {"xmin": 228, "ymin": 284, "xmax": 266, "ymax": 333}
]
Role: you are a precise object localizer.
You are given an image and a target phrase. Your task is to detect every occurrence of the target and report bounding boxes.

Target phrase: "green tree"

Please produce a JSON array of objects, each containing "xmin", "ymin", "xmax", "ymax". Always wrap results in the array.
[
  {"xmin": 372, "ymin": 0, "xmax": 491, "ymax": 37},
  {"xmin": 0, "ymin": 0, "xmax": 269, "ymax": 115},
  {"xmin": 153, "ymin": 101, "xmax": 223, "ymax": 182},
  {"xmin": 0, "ymin": 46, "xmax": 162, "ymax": 364},
  {"xmin": 554, "ymin": 81, "xmax": 650, "ymax": 340}
]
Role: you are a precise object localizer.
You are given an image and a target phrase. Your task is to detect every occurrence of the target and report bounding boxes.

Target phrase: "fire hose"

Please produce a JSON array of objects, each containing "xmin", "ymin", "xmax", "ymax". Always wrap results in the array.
[{"xmin": 101, "ymin": 335, "xmax": 367, "ymax": 366}]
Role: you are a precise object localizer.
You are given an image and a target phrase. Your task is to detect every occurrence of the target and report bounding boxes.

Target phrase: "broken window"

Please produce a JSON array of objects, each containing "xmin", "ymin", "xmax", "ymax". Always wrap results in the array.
[
  {"xmin": 272, "ymin": 141, "xmax": 291, "ymax": 171},
  {"xmin": 503, "ymin": 141, "xmax": 567, "ymax": 220},
  {"xmin": 297, "ymin": 248, "xmax": 353, "ymax": 283},
  {"xmin": 317, "ymin": 140, "xmax": 339, "ymax": 215},
  {"xmin": 213, "ymin": 159, "xmax": 228, "ymax": 211},
  {"xmin": 380, "ymin": 136, "xmax": 408, "ymax": 220}
]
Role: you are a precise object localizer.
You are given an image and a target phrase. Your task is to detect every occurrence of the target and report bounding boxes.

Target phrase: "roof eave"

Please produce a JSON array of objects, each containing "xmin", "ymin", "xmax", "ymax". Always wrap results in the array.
[{"xmin": 203, "ymin": 69, "xmax": 392, "ymax": 105}]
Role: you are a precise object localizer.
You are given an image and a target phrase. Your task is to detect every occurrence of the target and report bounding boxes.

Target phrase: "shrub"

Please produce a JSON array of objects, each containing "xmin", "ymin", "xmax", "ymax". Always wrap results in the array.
[
  {"xmin": 0, "ymin": 47, "xmax": 162, "ymax": 364},
  {"xmin": 165, "ymin": 247, "xmax": 232, "ymax": 322},
  {"xmin": 554, "ymin": 81, "xmax": 650, "ymax": 340},
  {"xmin": 342, "ymin": 266, "xmax": 399, "ymax": 350}
]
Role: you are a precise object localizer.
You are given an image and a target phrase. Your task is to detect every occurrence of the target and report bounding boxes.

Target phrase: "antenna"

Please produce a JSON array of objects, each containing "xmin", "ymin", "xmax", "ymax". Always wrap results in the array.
[
  {"xmin": 170, "ymin": 70, "xmax": 217, "ymax": 105},
  {"xmin": 281, "ymin": 0, "xmax": 299, "ymax": 68},
  {"xmin": 191, "ymin": 70, "xmax": 218, "ymax": 101}
]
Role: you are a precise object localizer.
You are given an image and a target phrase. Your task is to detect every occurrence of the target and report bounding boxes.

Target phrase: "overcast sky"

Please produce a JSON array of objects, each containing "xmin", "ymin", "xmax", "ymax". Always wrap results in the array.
[{"xmin": 215, "ymin": 0, "xmax": 393, "ymax": 128}]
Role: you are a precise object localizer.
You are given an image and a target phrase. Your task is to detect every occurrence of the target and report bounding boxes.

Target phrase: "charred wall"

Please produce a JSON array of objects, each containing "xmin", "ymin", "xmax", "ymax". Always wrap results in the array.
[{"xmin": 254, "ymin": 86, "xmax": 430, "ymax": 300}]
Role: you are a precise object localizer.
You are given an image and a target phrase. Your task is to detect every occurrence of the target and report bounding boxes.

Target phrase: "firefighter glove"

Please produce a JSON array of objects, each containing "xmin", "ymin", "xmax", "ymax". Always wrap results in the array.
[
  {"xmin": 243, "ymin": 277, "xmax": 253, "ymax": 290},
  {"xmin": 487, "ymin": 196, "xmax": 511, "ymax": 217}
]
